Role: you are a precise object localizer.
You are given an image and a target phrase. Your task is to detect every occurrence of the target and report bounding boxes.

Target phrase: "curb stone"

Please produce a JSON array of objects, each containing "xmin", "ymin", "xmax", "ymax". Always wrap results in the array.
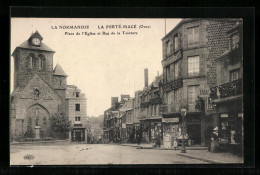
[{"xmin": 176, "ymin": 153, "xmax": 221, "ymax": 164}]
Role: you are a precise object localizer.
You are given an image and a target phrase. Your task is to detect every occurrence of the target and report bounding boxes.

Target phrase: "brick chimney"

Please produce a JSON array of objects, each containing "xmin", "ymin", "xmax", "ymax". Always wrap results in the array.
[
  {"xmin": 111, "ymin": 97, "xmax": 118, "ymax": 107},
  {"xmin": 155, "ymin": 71, "xmax": 160, "ymax": 82},
  {"xmin": 144, "ymin": 68, "xmax": 148, "ymax": 87}
]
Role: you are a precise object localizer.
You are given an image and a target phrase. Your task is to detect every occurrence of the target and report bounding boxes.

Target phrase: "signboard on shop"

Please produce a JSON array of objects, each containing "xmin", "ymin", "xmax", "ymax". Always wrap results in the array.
[
  {"xmin": 122, "ymin": 123, "xmax": 126, "ymax": 128},
  {"xmin": 162, "ymin": 118, "xmax": 179, "ymax": 123}
]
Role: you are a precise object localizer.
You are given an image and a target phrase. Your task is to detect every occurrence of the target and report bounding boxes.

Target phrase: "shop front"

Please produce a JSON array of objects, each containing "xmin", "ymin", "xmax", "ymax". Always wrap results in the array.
[
  {"xmin": 162, "ymin": 117, "xmax": 181, "ymax": 148},
  {"xmin": 126, "ymin": 124, "xmax": 134, "ymax": 142},
  {"xmin": 185, "ymin": 115, "xmax": 202, "ymax": 145},
  {"xmin": 140, "ymin": 120, "xmax": 149, "ymax": 143},
  {"xmin": 144, "ymin": 117, "xmax": 162, "ymax": 144},
  {"xmin": 121, "ymin": 123, "xmax": 127, "ymax": 143},
  {"xmin": 70, "ymin": 124, "xmax": 87, "ymax": 142},
  {"xmin": 216, "ymin": 100, "xmax": 243, "ymax": 155}
]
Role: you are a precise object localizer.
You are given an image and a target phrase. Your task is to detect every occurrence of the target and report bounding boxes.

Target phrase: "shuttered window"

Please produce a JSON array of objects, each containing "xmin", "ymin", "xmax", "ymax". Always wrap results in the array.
[{"xmin": 188, "ymin": 26, "xmax": 199, "ymax": 47}]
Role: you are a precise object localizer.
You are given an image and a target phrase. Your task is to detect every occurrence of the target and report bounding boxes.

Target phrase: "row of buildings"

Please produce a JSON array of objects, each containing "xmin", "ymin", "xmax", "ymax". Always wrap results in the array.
[
  {"xmin": 11, "ymin": 31, "xmax": 88, "ymax": 142},
  {"xmin": 103, "ymin": 18, "xmax": 243, "ymax": 153}
]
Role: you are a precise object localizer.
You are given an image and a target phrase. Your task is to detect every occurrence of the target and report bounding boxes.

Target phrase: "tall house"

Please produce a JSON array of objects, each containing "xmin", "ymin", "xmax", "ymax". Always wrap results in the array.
[
  {"xmin": 160, "ymin": 19, "xmax": 240, "ymax": 146},
  {"xmin": 210, "ymin": 22, "xmax": 243, "ymax": 153},
  {"xmin": 66, "ymin": 85, "xmax": 88, "ymax": 142}
]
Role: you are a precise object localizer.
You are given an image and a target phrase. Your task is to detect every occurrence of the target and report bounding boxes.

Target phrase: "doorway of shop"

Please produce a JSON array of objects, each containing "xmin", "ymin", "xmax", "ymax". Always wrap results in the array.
[{"xmin": 186, "ymin": 124, "xmax": 201, "ymax": 145}]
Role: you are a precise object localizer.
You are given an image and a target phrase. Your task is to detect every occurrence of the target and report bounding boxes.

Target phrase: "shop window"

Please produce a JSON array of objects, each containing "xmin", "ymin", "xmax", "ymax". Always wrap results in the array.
[
  {"xmin": 188, "ymin": 56, "xmax": 199, "ymax": 76},
  {"xmin": 187, "ymin": 26, "xmax": 199, "ymax": 47},
  {"xmin": 75, "ymin": 116, "xmax": 81, "ymax": 121},
  {"xmin": 230, "ymin": 69, "xmax": 240, "ymax": 82},
  {"xmin": 75, "ymin": 104, "xmax": 80, "ymax": 111}
]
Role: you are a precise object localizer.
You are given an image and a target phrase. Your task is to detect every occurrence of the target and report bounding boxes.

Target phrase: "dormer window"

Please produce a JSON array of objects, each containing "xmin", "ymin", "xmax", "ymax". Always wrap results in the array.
[
  {"xmin": 76, "ymin": 92, "xmax": 80, "ymax": 98},
  {"xmin": 231, "ymin": 33, "xmax": 240, "ymax": 50}
]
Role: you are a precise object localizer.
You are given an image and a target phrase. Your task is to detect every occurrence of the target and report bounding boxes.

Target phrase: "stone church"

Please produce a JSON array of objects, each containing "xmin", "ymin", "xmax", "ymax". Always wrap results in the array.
[{"xmin": 10, "ymin": 31, "xmax": 87, "ymax": 141}]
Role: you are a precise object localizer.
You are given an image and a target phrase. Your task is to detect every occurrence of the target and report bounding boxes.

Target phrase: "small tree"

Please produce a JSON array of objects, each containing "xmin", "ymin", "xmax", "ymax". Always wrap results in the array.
[{"xmin": 50, "ymin": 113, "xmax": 71, "ymax": 139}]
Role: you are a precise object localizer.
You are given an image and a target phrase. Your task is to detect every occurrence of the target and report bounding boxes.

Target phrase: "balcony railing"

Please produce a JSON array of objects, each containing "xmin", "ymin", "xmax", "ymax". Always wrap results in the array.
[
  {"xmin": 159, "ymin": 103, "xmax": 181, "ymax": 115},
  {"xmin": 162, "ymin": 49, "xmax": 182, "ymax": 67},
  {"xmin": 210, "ymin": 78, "xmax": 242, "ymax": 100},
  {"xmin": 163, "ymin": 78, "xmax": 183, "ymax": 92},
  {"xmin": 140, "ymin": 101, "xmax": 150, "ymax": 107},
  {"xmin": 149, "ymin": 96, "xmax": 162, "ymax": 105},
  {"xmin": 159, "ymin": 100, "xmax": 205, "ymax": 114}
]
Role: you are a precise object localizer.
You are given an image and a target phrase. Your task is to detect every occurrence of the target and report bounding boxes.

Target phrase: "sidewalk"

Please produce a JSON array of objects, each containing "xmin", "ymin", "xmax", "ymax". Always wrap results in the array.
[
  {"xmin": 121, "ymin": 143, "xmax": 153, "ymax": 149},
  {"xmin": 121, "ymin": 143, "xmax": 207, "ymax": 150},
  {"xmin": 10, "ymin": 139, "xmax": 70, "ymax": 146},
  {"xmin": 176, "ymin": 150, "xmax": 243, "ymax": 164},
  {"xmin": 121, "ymin": 143, "xmax": 243, "ymax": 164}
]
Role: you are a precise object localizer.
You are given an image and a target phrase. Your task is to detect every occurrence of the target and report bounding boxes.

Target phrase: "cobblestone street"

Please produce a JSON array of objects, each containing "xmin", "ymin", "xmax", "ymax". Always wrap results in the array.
[{"xmin": 10, "ymin": 143, "xmax": 243, "ymax": 165}]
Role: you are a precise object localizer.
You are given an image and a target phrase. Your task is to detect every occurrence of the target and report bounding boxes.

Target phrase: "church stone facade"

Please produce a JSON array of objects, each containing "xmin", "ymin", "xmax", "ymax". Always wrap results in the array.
[{"xmin": 10, "ymin": 31, "xmax": 87, "ymax": 141}]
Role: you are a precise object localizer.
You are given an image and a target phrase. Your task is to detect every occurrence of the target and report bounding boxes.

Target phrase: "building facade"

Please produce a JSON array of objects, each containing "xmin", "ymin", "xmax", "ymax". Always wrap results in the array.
[
  {"xmin": 66, "ymin": 85, "xmax": 88, "ymax": 142},
  {"xmin": 139, "ymin": 71, "xmax": 164, "ymax": 144},
  {"xmin": 10, "ymin": 31, "xmax": 87, "ymax": 141},
  {"xmin": 209, "ymin": 22, "xmax": 243, "ymax": 154},
  {"xmin": 160, "ymin": 19, "xmax": 240, "ymax": 147}
]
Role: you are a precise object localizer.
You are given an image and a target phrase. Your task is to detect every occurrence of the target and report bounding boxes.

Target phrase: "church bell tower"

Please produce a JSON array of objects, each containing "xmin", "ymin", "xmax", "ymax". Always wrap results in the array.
[{"xmin": 12, "ymin": 30, "xmax": 55, "ymax": 89}]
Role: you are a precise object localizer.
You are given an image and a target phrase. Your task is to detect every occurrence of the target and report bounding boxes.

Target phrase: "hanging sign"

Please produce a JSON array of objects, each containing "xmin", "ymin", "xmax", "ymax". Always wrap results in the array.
[
  {"xmin": 162, "ymin": 118, "xmax": 179, "ymax": 123},
  {"xmin": 221, "ymin": 114, "xmax": 228, "ymax": 118}
]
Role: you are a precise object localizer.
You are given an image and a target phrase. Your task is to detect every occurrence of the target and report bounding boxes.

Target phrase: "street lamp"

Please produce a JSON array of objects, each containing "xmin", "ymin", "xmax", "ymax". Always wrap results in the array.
[{"xmin": 180, "ymin": 108, "xmax": 187, "ymax": 153}]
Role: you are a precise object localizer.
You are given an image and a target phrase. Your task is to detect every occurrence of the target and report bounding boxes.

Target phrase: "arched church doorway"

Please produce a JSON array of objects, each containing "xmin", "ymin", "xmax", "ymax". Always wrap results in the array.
[{"xmin": 24, "ymin": 104, "xmax": 51, "ymax": 139}]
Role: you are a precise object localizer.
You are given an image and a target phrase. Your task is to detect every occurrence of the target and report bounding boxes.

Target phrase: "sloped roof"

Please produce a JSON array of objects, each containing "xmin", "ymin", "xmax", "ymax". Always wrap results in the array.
[
  {"xmin": 53, "ymin": 63, "xmax": 68, "ymax": 76},
  {"xmin": 29, "ymin": 30, "xmax": 43, "ymax": 41},
  {"xmin": 11, "ymin": 87, "xmax": 23, "ymax": 98},
  {"xmin": 12, "ymin": 40, "xmax": 55, "ymax": 56}
]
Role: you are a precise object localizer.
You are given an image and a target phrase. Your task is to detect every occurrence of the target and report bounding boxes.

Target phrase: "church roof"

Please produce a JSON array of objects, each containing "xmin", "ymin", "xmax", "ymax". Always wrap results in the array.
[
  {"xmin": 53, "ymin": 63, "xmax": 68, "ymax": 76},
  {"xmin": 12, "ymin": 40, "xmax": 55, "ymax": 55},
  {"xmin": 11, "ymin": 31, "xmax": 55, "ymax": 56}
]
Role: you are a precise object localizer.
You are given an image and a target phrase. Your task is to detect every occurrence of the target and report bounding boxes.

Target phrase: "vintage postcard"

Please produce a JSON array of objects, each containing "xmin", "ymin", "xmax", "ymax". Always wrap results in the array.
[{"xmin": 10, "ymin": 17, "xmax": 244, "ymax": 165}]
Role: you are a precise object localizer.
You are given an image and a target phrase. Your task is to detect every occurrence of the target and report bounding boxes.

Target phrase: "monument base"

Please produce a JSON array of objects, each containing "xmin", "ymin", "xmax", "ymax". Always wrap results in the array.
[{"xmin": 35, "ymin": 126, "xmax": 41, "ymax": 139}]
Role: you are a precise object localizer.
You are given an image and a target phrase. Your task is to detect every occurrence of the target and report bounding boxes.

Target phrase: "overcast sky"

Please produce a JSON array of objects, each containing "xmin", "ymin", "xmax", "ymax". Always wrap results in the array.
[{"xmin": 11, "ymin": 18, "xmax": 181, "ymax": 117}]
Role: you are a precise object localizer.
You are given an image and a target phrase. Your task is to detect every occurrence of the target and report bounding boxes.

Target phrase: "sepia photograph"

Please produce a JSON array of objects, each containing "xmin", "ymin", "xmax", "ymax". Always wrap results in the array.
[{"xmin": 10, "ymin": 17, "xmax": 244, "ymax": 165}]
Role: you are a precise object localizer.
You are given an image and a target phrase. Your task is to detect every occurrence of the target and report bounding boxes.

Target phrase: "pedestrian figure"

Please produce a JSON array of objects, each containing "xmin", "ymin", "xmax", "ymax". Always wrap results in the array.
[
  {"xmin": 211, "ymin": 126, "xmax": 219, "ymax": 153},
  {"xmin": 204, "ymin": 126, "xmax": 214, "ymax": 152},
  {"xmin": 173, "ymin": 138, "xmax": 178, "ymax": 151},
  {"xmin": 156, "ymin": 134, "xmax": 161, "ymax": 148}
]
